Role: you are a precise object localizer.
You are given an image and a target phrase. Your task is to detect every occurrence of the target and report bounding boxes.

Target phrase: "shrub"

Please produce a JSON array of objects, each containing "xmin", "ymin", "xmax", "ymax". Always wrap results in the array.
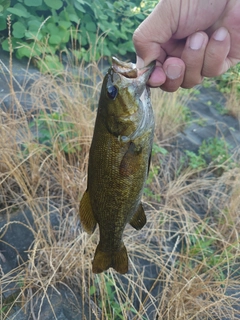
[{"xmin": 0, "ymin": 0, "xmax": 158, "ymax": 68}]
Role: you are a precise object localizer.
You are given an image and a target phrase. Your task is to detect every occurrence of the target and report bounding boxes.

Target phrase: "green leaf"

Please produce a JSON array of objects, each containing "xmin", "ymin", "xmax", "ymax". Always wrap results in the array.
[
  {"xmin": 49, "ymin": 34, "xmax": 62, "ymax": 45},
  {"xmin": 78, "ymin": 33, "xmax": 88, "ymax": 46},
  {"xmin": 108, "ymin": 42, "xmax": 118, "ymax": 53},
  {"xmin": 98, "ymin": 21, "xmax": 111, "ymax": 32},
  {"xmin": 16, "ymin": 45, "xmax": 32, "ymax": 59},
  {"xmin": 28, "ymin": 19, "xmax": 42, "ymax": 31},
  {"xmin": 58, "ymin": 20, "xmax": 71, "ymax": 30},
  {"xmin": 97, "ymin": 13, "xmax": 108, "ymax": 20},
  {"xmin": 135, "ymin": 13, "xmax": 145, "ymax": 20},
  {"xmin": 74, "ymin": 2, "xmax": 85, "ymax": 12},
  {"xmin": 82, "ymin": 13, "xmax": 93, "ymax": 24},
  {"xmin": 66, "ymin": 4, "xmax": 77, "ymax": 14},
  {"xmin": 102, "ymin": 46, "xmax": 111, "ymax": 56},
  {"xmin": 118, "ymin": 47, "xmax": 126, "ymax": 56},
  {"xmin": 75, "ymin": 0, "xmax": 87, "ymax": 4},
  {"xmin": 87, "ymin": 31, "xmax": 96, "ymax": 43},
  {"xmin": 24, "ymin": 0, "xmax": 42, "ymax": 6},
  {"xmin": 105, "ymin": 2, "xmax": 114, "ymax": 10},
  {"xmin": 152, "ymin": 144, "xmax": 168, "ymax": 156},
  {"xmin": 7, "ymin": 7, "xmax": 29, "ymax": 17},
  {"xmin": 2, "ymin": 37, "xmax": 18, "ymax": 51},
  {"xmin": 25, "ymin": 30, "xmax": 43, "ymax": 40},
  {"xmin": 46, "ymin": 22, "xmax": 59, "ymax": 34},
  {"xmin": 44, "ymin": 0, "xmax": 63, "ymax": 10},
  {"xmin": 37, "ymin": 54, "xmax": 64, "ymax": 74},
  {"xmin": 85, "ymin": 21, "xmax": 96, "ymax": 32},
  {"xmin": 0, "ymin": 16, "xmax": 6, "ymax": 31},
  {"xmin": 57, "ymin": 29, "xmax": 70, "ymax": 43},
  {"xmin": 0, "ymin": 0, "xmax": 10, "ymax": 10},
  {"xmin": 12, "ymin": 21, "xmax": 26, "ymax": 39},
  {"xmin": 68, "ymin": 13, "xmax": 80, "ymax": 23}
]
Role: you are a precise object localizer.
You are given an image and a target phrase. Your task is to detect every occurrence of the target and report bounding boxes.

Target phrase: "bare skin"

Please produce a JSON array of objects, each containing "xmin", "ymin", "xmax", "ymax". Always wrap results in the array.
[{"xmin": 133, "ymin": 0, "xmax": 240, "ymax": 91}]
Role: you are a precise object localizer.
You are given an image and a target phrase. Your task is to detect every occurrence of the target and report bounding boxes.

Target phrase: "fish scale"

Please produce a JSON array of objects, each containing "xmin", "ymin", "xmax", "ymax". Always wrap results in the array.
[{"xmin": 79, "ymin": 57, "xmax": 155, "ymax": 274}]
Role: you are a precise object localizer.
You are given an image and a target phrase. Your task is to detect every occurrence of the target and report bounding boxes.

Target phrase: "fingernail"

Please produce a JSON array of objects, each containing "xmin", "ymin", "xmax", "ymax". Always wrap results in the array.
[
  {"xmin": 136, "ymin": 56, "xmax": 144, "ymax": 68},
  {"xmin": 166, "ymin": 65, "xmax": 183, "ymax": 80},
  {"xmin": 213, "ymin": 27, "xmax": 228, "ymax": 41},
  {"xmin": 189, "ymin": 32, "xmax": 204, "ymax": 50}
]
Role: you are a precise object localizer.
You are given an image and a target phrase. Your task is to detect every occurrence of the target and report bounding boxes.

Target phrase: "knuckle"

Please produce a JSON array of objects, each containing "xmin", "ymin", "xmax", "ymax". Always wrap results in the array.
[
  {"xmin": 132, "ymin": 28, "xmax": 140, "ymax": 44},
  {"xmin": 181, "ymin": 75, "xmax": 203, "ymax": 89},
  {"xmin": 160, "ymin": 83, "xmax": 179, "ymax": 92},
  {"xmin": 202, "ymin": 47, "xmax": 228, "ymax": 77}
]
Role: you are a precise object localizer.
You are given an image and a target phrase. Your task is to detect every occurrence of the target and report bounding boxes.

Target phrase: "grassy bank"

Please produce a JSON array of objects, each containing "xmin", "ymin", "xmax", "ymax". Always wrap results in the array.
[{"xmin": 0, "ymin": 50, "xmax": 240, "ymax": 319}]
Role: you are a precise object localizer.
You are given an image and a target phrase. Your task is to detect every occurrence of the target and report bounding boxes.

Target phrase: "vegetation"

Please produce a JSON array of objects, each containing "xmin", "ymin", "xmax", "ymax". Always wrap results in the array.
[
  {"xmin": 151, "ymin": 88, "xmax": 192, "ymax": 142},
  {"xmin": 0, "ymin": 0, "xmax": 158, "ymax": 71},
  {"xmin": 27, "ymin": 110, "xmax": 82, "ymax": 154},
  {"xmin": 185, "ymin": 136, "xmax": 233, "ymax": 172},
  {"xmin": 216, "ymin": 63, "xmax": 240, "ymax": 96}
]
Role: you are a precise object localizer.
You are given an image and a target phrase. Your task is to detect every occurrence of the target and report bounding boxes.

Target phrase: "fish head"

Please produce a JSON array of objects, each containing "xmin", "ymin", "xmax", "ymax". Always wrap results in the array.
[{"xmin": 98, "ymin": 57, "xmax": 155, "ymax": 138}]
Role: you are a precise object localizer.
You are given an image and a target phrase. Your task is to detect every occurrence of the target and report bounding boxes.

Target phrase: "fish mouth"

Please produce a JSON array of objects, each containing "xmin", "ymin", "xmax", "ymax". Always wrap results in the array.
[
  {"xmin": 109, "ymin": 57, "xmax": 154, "ymax": 140},
  {"xmin": 112, "ymin": 57, "xmax": 155, "ymax": 82}
]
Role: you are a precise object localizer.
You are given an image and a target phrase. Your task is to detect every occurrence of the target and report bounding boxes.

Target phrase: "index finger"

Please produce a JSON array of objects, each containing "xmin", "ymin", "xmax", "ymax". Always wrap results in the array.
[{"xmin": 132, "ymin": 0, "xmax": 178, "ymax": 66}]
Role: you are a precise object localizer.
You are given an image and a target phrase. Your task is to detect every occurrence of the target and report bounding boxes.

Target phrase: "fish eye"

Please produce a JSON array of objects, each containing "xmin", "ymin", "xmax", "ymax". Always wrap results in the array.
[{"xmin": 107, "ymin": 85, "xmax": 118, "ymax": 100}]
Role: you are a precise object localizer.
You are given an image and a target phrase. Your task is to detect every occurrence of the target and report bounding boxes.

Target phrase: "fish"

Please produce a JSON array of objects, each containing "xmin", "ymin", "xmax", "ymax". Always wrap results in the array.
[{"xmin": 79, "ymin": 57, "xmax": 155, "ymax": 274}]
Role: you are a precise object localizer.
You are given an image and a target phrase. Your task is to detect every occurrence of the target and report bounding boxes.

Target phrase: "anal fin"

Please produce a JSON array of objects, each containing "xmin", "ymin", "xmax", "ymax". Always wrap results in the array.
[
  {"xmin": 79, "ymin": 190, "xmax": 97, "ymax": 234},
  {"xmin": 129, "ymin": 203, "xmax": 146, "ymax": 230}
]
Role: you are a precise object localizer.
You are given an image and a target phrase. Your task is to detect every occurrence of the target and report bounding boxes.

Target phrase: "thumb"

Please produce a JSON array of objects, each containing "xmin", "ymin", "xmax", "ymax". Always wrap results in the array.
[{"xmin": 133, "ymin": 0, "xmax": 180, "ymax": 67}]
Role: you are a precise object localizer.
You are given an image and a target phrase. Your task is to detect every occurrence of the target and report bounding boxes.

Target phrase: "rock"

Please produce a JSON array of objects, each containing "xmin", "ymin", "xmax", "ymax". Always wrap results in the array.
[
  {"xmin": 0, "ymin": 206, "xmax": 60, "ymax": 305},
  {"xmin": 221, "ymin": 285, "xmax": 240, "ymax": 320},
  {"xmin": 0, "ymin": 208, "xmax": 35, "ymax": 274},
  {"xmin": 0, "ymin": 48, "xmax": 40, "ymax": 113},
  {"xmin": 0, "ymin": 206, "xmax": 60, "ymax": 273},
  {"xmin": 7, "ymin": 284, "xmax": 95, "ymax": 320},
  {"xmin": 177, "ymin": 86, "xmax": 240, "ymax": 152}
]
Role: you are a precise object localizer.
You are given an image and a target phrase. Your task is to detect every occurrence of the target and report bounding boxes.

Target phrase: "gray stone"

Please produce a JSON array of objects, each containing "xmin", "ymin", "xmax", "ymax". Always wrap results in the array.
[
  {"xmin": 0, "ymin": 206, "xmax": 60, "ymax": 274},
  {"xmin": 177, "ymin": 86, "xmax": 240, "ymax": 152},
  {"xmin": 7, "ymin": 284, "xmax": 95, "ymax": 320},
  {"xmin": 221, "ymin": 285, "xmax": 240, "ymax": 320},
  {"xmin": 0, "ymin": 208, "xmax": 35, "ymax": 273},
  {"xmin": 0, "ymin": 205, "xmax": 60, "ymax": 307}
]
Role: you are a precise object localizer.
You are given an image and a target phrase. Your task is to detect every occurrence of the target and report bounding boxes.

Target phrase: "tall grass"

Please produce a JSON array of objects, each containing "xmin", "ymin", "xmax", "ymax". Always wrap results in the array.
[
  {"xmin": 217, "ymin": 65, "xmax": 240, "ymax": 120},
  {"xmin": 225, "ymin": 80, "xmax": 240, "ymax": 120},
  {"xmin": 152, "ymin": 88, "xmax": 191, "ymax": 143},
  {"xmin": 0, "ymin": 44, "xmax": 240, "ymax": 319}
]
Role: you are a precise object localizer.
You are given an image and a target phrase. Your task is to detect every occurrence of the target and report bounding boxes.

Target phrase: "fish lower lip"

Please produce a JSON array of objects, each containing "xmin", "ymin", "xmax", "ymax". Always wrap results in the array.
[
  {"xmin": 112, "ymin": 57, "xmax": 138, "ymax": 79},
  {"xmin": 137, "ymin": 61, "xmax": 155, "ymax": 78},
  {"xmin": 140, "ymin": 87, "xmax": 148, "ymax": 105},
  {"xmin": 111, "ymin": 57, "xmax": 155, "ymax": 80}
]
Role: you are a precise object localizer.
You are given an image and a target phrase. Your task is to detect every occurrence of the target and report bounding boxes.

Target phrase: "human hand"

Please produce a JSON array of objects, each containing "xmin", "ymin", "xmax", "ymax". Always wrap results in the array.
[{"xmin": 133, "ymin": 0, "xmax": 240, "ymax": 91}]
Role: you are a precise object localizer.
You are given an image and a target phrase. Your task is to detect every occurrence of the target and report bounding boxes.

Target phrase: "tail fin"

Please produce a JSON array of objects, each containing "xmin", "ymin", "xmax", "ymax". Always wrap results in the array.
[{"xmin": 92, "ymin": 244, "xmax": 128, "ymax": 274}]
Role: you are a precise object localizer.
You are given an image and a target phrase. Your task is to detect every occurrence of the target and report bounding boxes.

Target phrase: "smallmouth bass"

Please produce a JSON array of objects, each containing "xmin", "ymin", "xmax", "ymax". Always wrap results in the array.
[{"xmin": 80, "ymin": 57, "xmax": 155, "ymax": 274}]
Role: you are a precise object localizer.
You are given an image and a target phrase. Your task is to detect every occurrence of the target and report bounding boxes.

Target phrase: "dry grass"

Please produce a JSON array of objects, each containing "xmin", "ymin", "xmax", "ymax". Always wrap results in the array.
[
  {"xmin": 152, "ymin": 88, "xmax": 191, "ymax": 143},
  {"xmin": 0, "ymin": 50, "xmax": 240, "ymax": 320},
  {"xmin": 225, "ymin": 80, "xmax": 240, "ymax": 120}
]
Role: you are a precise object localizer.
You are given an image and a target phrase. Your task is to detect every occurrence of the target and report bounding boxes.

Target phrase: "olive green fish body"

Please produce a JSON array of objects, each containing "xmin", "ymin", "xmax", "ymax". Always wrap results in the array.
[{"xmin": 80, "ymin": 58, "xmax": 154, "ymax": 274}]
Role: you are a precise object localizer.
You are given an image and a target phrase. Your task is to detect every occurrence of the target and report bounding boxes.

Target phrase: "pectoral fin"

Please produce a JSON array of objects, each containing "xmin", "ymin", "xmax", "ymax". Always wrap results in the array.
[
  {"xmin": 79, "ymin": 190, "xmax": 97, "ymax": 234},
  {"xmin": 129, "ymin": 203, "xmax": 146, "ymax": 230},
  {"xmin": 119, "ymin": 142, "xmax": 142, "ymax": 177}
]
